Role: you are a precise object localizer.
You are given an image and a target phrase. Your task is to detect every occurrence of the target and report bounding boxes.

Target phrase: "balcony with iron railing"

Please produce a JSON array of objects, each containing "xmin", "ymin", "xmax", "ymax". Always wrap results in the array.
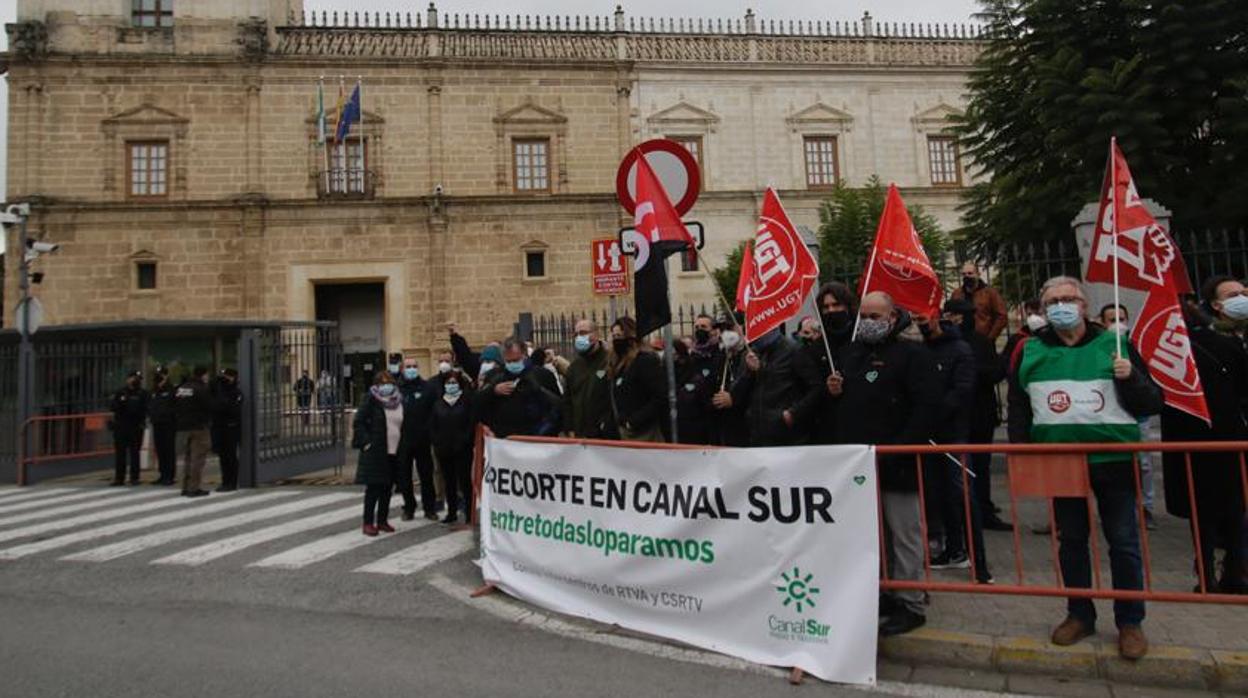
[{"xmin": 316, "ymin": 169, "xmax": 379, "ymax": 199}]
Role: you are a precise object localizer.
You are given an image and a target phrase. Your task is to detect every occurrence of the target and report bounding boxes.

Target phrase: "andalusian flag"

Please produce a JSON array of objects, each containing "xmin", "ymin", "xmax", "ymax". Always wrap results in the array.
[{"xmin": 315, "ymin": 79, "xmax": 327, "ymax": 145}]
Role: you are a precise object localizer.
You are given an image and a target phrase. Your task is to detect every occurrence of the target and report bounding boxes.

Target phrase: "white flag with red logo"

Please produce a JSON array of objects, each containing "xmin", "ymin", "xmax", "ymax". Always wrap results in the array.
[
  {"xmin": 858, "ymin": 184, "xmax": 943, "ymax": 317},
  {"xmin": 743, "ymin": 189, "xmax": 819, "ymax": 341}
]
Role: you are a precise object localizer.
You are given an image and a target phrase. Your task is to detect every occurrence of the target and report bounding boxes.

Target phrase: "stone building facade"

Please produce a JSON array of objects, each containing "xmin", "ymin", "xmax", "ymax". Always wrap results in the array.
[{"xmin": 3, "ymin": 0, "xmax": 982, "ymax": 364}]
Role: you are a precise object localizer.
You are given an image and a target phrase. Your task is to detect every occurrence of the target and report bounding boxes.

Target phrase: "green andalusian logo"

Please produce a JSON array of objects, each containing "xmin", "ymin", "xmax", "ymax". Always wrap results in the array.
[{"xmin": 775, "ymin": 567, "xmax": 820, "ymax": 613}]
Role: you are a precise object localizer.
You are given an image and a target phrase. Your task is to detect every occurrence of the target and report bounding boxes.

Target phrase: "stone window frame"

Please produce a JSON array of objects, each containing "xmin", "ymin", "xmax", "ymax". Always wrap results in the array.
[
  {"xmin": 785, "ymin": 102, "xmax": 854, "ymax": 190},
  {"xmin": 126, "ymin": 140, "xmax": 170, "ymax": 200},
  {"xmin": 494, "ymin": 100, "xmax": 568, "ymax": 195},
  {"xmin": 101, "ymin": 104, "xmax": 188, "ymax": 202},
  {"xmin": 130, "ymin": 250, "xmax": 161, "ymax": 295},
  {"xmin": 667, "ymin": 135, "xmax": 705, "ymax": 192},
  {"xmin": 521, "ymin": 240, "xmax": 551, "ymax": 283},
  {"xmin": 131, "ymin": 0, "xmax": 174, "ymax": 28},
  {"xmin": 912, "ymin": 103, "xmax": 966, "ymax": 187},
  {"xmin": 306, "ymin": 109, "xmax": 385, "ymax": 199},
  {"xmin": 926, "ymin": 135, "xmax": 962, "ymax": 186},
  {"xmin": 802, "ymin": 136, "xmax": 840, "ymax": 190},
  {"xmin": 512, "ymin": 138, "xmax": 552, "ymax": 194},
  {"xmin": 646, "ymin": 101, "xmax": 719, "ymax": 190}
]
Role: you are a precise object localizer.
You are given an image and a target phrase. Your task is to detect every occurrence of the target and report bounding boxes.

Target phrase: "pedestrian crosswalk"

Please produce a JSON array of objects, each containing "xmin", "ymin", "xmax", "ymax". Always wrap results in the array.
[{"xmin": 0, "ymin": 487, "xmax": 479, "ymax": 577}]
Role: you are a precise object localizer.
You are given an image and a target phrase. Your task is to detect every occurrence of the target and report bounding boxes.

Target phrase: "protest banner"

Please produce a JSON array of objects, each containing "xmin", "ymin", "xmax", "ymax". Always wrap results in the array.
[{"xmin": 480, "ymin": 437, "xmax": 880, "ymax": 685}]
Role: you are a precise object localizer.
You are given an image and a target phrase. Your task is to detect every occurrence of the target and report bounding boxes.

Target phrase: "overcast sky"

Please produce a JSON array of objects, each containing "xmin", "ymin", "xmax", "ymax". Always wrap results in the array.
[{"xmin": 0, "ymin": 0, "xmax": 981, "ymax": 204}]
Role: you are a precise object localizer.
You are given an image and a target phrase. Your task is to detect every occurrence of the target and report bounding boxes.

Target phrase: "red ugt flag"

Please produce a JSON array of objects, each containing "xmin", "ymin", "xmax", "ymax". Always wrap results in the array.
[
  {"xmin": 1130, "ymin": 288, "xmax": 1211, "ymax": 423},
  {"xmin": 1086, "ymin": 138, "xmax": 1192, "ymax": 294},
  {"xmin": 734, "ymin": 240, "xmax": 754, "ymax": 312},
  {"xmin": 858, "ymin": 184, "xmax": 943, "ymax": 317},
  {"xmin": 743, "ymin": 189, "xmax": 819, "ymax": 342}
]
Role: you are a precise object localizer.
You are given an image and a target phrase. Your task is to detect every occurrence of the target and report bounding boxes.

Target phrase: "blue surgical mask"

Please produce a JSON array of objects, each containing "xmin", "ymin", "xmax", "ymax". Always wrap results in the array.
[
  {"xmin": 1221, "ymin": 295, "xmax": 1248, "ymax": 321},
  {"xmin": 444, "ymin": 382, "xmax": 462, "ymax": 397},
  {"xmin": 388, "ymin": 363, "xmax": 400, "ymax": 374},
  {"xmin": 377, "ymin": 383, "xmax": 397, "ymax": 397},
  {"xmin": 574, "ymin": 335, "xmax": 592, "ymax": 354},
  {"xmin": 403, "ymin": 367, "xmax": 419, "ymax": 380},
  {"xmin": 1046, "ymin": 302, "xmax": 1082, "ymax": 331},
  {"xmin": 505, "ymin": 360, "xmax": 526, "ymax": 375}
]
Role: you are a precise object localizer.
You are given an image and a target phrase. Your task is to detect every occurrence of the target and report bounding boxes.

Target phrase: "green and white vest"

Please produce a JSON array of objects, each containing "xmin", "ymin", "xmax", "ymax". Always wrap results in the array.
[{"xmin": 1016, "ymin": 331, "xmax": 1139, "ymax": 464}]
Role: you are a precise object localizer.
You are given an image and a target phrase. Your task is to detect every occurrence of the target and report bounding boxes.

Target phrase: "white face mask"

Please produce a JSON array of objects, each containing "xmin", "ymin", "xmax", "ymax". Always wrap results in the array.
[
  {"xmin": 437, "ymin": 361, "xmax": 452, "ymax": 374},
  {"xmin": 1026, "ymin": 314, "xmax": 1048, "ymax": 332},
  {"xmin": 479, "ymin": 361, "xmax": 497, "ymax": 375},
  {"xmin": 1107, "ymin": 321, "xmax": 1129, "ymax": 335},
  {"xmin": 720, "ymin": 330, "xmax": 742, "ymax": 350}
]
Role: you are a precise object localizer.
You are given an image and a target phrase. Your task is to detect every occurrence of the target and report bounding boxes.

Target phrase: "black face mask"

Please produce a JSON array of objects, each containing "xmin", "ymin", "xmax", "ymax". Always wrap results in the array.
[
  {"xmin": 962, "ymin": 277, "xmax": 977, "ymax": 292},
  {"xmin": 612, "ymin": 338, "xmax": 633, "ymax": 355},
  {"xmin": 821, "ymin": 310, "xmax": 851, "ymax": 334},
  {"xmin": 694, "ymin": 329, "xmax": 711, "ymax": 345},
  {"xmin": 919, "ymin": 323, "xmax": 934, "ymax": 339}
]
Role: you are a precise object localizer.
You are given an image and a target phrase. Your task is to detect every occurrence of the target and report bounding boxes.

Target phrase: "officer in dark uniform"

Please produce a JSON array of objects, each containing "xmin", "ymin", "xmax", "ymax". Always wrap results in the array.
[
  {"xmin": 212, "ymin": 368, "xmax": 244, "ymax": 492},
  {"xmin": 109, "ymin": 370, "xmax": 149, "ymax": 486},
  {"xmin": 147, "ymin": 366, "xmax": 178, "ymax": 486}
]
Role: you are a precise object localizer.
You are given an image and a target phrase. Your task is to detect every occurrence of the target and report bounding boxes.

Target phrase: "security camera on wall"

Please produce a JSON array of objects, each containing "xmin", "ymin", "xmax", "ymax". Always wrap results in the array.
[{"xmin": 433, "ymin": 184, "xmax": 444, "ymax": 196}]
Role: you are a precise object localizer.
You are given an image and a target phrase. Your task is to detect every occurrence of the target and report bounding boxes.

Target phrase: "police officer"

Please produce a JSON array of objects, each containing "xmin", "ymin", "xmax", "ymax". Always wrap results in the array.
[
  {"xmin": 148, "ymin": 366, "xmax": 178, "ymax": 486},
  {"xmin": 212, "ymin": 368, "xmax": 244, "ymax": 492},
  {"xmin": 109, "ymin": 370, "xmax": 149, "ymax": 486},
  {"xmin": 175, "ymin": 366, "xmax": 215, "ymax": 498}
]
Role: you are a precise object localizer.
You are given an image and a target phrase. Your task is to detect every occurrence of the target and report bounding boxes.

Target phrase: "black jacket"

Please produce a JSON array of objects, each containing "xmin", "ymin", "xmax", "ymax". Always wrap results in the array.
[
  {"xmin": 609, "ymin": 351, "xmax": 667, "ymax": 438},
  {"xmin": 730, "ymin": 336, "xmax": 824, "ymax": 447},
  {"xmin": 477, "ymin": 365, "xmax": 561, "ymax": 438},
  {"xmin": 832, "ymin": 320, "xmax": 941, "ymax": 491},
  {"xmin": 709, "ymin": 348, "xmax": 750, "ymax": 447},
  {"xmin": 450, "ymin": 333, "xmax": 482, "ymax": 382},
  {"xmin": 174, "ymin": 379, "xmax": 214, "ymax": 431},
  {"xmin": 561, "ymin": 346, "xmax": 612, "ymax": 438},
  {"xmin": 398, "ymin": 377, "xmax": 436, "ymax": 442},
  {"xmin": 148, "ymin": 380, "xmax": 177, "ymax": 427},
  {"xmin": 109, "ymin": 386, "xmax": 149, "ymax": 435},
  {"xmin": 807, "ymin": 331, "xmax": 855, "ymax": 445},
  {"xmin": 967, "ymin": 328, "xmax": 1005, "ymax": 433},
  {"xmin": 925, "ymin": 323, "xmax": 977, "ymax": 443},
  {"xmin": 1162, "ymin": 322, "xmax": 1248, "ymax": 519},
  {"xmin": 212, "ymin": 379, "xmax": 243, "ymax": 428},
  {"xmin": 430, "ymin": 393, "xmax": 476, "ymax": 455},
  {"xmin": 674, "ymin": 349, "xmax": 718, "ymax": 445},
  {"xmin": 352, "ymin": 397, "xmax": 409, "ymax": 486}
]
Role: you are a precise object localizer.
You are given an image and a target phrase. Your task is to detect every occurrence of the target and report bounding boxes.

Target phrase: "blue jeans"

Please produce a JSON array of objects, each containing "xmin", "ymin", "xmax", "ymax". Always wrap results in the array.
[{"xmin": 1053, "ymin": 464, "xmax": 1145, "ymax": 628}]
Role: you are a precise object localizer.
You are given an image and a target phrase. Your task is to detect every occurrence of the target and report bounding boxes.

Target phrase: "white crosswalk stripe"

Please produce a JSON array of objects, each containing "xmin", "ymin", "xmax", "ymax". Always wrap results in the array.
[
  {"xmin": 0, "ymin": 491, "xmax": 292, "ymax": 560},
  {"xmin": 61, "ymin": 493, "xmax": 355, "ymax": 562},
  {"xmin": 0, "ymin": 489, "xmax": 167, "ymax": 528},
  {"xmin": 147, "ymin": 494, "xmax": 375, "ymax": 566},
  {"xmin": 250, "ymin": 503, "xmax": 432, "ymax": 570},
  {"xmin": 0, "ymin": 488, "xmax": 76, "ymax": 511},
  {"xmin": 0, "ymin": 491, "xmax": 230, "ymax": 546},
  {"xmin": 0, "ymin": 488, "xmax": 131, "ymax": 517},
  {"xmin": 0, "ymin": 487, "xmax": 43, "ymax": 499},
  {"xmin": 353, "ymin": 529, "xmax": 476, "ymax": 576}
]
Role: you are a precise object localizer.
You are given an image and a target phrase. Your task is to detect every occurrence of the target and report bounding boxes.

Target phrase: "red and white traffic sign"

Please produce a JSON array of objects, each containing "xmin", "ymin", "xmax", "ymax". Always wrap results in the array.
[
  {"xmin": 591, "ymin": 238, "xmax": 630, "ymax": 296},
  {"xmin": 615, "ymin": 139, "xmax": 702, "ymax": 216}
]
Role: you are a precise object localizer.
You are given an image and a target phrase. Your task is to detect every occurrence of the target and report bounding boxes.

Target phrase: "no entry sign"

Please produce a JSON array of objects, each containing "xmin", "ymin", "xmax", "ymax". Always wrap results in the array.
[
  {"xmin": 615, "ymin": 139, "xmax": 702, "ymax": 216},
  {"xmin": 591, "ymin": 239, "xmax": 629, "ymax": 296}
]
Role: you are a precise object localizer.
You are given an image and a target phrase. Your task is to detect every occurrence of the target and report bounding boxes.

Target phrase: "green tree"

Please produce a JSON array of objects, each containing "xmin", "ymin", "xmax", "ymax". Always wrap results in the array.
[
  {"xmin": 816, "ymin": 176, "xmax": 950, "ymax": 288},
  {"xmin": 956, "ymin": 0, "xmax": 1248, "ymax": 253},
  {"xmin": 711, "ymin": 240, "xmax": 749, "ymax": 316}
]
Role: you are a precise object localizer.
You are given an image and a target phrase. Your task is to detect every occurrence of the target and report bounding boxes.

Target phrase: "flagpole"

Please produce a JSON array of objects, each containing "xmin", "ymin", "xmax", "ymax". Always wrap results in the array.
[
  {"xmin": 692, "ymin": 245, "xmax": 743, "ymax": 331},
  {"xmin": 851, "ymin": 235, "xmax": 882, "ymax": 343},
  {"xmin": 338, "ymin": 75, "xmax": 346, "ymax": 195},
  {"xmin": 357, "ymin": 76, "xmax": 364, "ymax": 194},
  {"xmin": 319, "ymin": 77, "xmax": 330, "ymax": 195},
  {"xmin": 662, "ymin": 254, "xmax": 679, "ymax": 443},
  {"xmin": 1110, "ymin": 137, "xmax": 1123, "ymax": 359}
]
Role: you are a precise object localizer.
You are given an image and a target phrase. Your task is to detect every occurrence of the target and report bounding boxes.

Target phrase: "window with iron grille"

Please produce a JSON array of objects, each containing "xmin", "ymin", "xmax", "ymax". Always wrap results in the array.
[
  {"xmin": 132, "ymin": 0, "xmax": 173, "ymax": 27},
  {"xmin": 127, "ymin": 141, "xmax": 169, "ymax": 198},
  {"xmin": 513, "ymin": 138, "xmax": 551, "ymax": 193},
  {"xmin": 803, "ymin": 136, "xmax": 839, "ymax": 189},
  {"xmin": 927, "ymin": 136, "xmax": 962, "ymax": 186},
  {"xmin": 328, "ymin": 138, "xmax": 367, "ymax": 194}
]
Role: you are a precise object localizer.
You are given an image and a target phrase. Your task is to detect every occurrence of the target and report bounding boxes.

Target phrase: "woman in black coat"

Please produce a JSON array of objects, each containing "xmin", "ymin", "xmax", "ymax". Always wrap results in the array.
[
  {"xmin": 1162, "ymin": 305, "xmax": 1248, "ymax": 593},
  {"xmin": 607, "ymin": 317, "xmax": 667, "ymax": 442},
  {"xmin": 352, "ymin": 371, "xmax": 408, "ymax": 536},
  {"xmin": 430, "ymin": 369, "xmax": 476, "ymax": 525}
]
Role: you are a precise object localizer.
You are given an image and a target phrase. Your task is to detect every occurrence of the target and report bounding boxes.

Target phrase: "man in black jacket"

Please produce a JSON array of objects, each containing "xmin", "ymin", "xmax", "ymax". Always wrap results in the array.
[
  {"xmin": 827, "ymin": 291, "xmax": 941, "ymax": 636},
  {"xmin": 148, "ymin": 367, "xmax": 178, "ymax": 486},
  {"xmin": 477, "ymin": 338, "xmax": 561, "ymax": 439},
  {"xmin": 175, "ymin": 366, "xmax": 215, "ymax": 498},
  {"xmin": 212, "ymin": 369, "xmax": 244, "ymax": 492},
  {"xmin": 397, "ymin": 356, "xmax": 438, "ymax": 520},
  {"xmin": 674, "ymin": 317, "xmax": 719, "ymax": 444},
  {"xmin": 709, "ymin": 319, "xmax": 751, "ymax": 447},
  {"xmin": 727, "ymin": 327, "xmax": 823, "ymax": 447},
  {"xmin": 109, "ymin": 370, "xmax": 149, "ymax": 486}
]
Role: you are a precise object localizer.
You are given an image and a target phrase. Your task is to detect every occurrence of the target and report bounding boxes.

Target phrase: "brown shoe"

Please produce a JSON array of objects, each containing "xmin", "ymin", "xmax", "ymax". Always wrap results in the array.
[
  {"xmin": 1118, "ymin": 625, "xmax": 1148, "ymax": 660},
  {"xmin": 1051, "ymin": 616, "xmax": 1094, "ymax": 646}
]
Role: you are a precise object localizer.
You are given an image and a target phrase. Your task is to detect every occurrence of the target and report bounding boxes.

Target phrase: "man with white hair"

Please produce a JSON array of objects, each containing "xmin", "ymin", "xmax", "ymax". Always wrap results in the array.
[{"xmin": 1007, "ymin": 276, "xmax": 1163, "ymax": 660}]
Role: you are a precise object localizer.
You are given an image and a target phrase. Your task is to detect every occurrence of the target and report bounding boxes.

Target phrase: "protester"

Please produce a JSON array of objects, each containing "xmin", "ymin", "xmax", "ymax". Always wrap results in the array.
[
  {"xmin": 211, "ymin": 368, "xmax": 243, "ymax": 492},
  {"xmin": 397, "ymin": 356, "xmax": 438, "ymax": 521},
  {"xmin": 109, "ymin": 370, "xmax": 149, "ymax": 487},
  {"xmin": 428, "ymin": 349, "xmax": 458, "ymax": 396},
  {"xmin": 386, "ymin": 352, "xmax": 403, "ymax": 381},
  {"xmin": 531, "ymin": 346, "xmax": 564, "ymax": 396},
  {"xmin": 725, "ymin": 322, "xmax": 822, "ymax": 447},
  {"xmin": 710, "ymin": 318, "xmax": 751, "ymax": 447},
  {"xmin": 352, "ymin": 371, "xmax": 404, "ymax": 536},
  {"xmin": 430, "ymin": 369, "xmax": 476, "ymax": 525},
  {"xmin": 1203, "ymin": 275, "xmax": 1248, "ymax": 353},
  {"xmin": 477, "ymin": 344, "xmax": 504, "ymax": 385},
  {"xmin": 607, "ymin": 317, "xmax": 668, "ymax": 442},
  {"xmin": 827, "ymin": 291, "xmax": 941, "ymax": 636},
  {"xmin": 1008, "ymin": 276, "xmax": 1162, "ymax": 659},
  {"xmin": 175, "ymin": 366, "xmax": 215, "ymax": 498},
  {"xmin": 950, "ymin": 262, "xmax": 1009, "ymax": 341},
  {"xmin": 561, "ymin": 319, "xmax": 612, "ymax": 439},
  {"xmin": 294, "ymin": 369, "xmax": 314, "ymax": 426},
  {"xmin": 1163, "ymin": 278, "xmax": 1248, "ymax": 594},
  {"xmin": 1004, "ymin": 299, "xmax": 1047, "ymax": 368},
  {"xmin": 674, "ymin": 314, "xmax": 721, "ymax": 445},
  {"xmin": 448, "ymin": 323, "xmax": 483, "ymax": 380},
  {"xmin": 148, "ymin": 367, "xmax": 178, "ymax": 486},
  {"xmin": 477, "ymin": 337, "xmax": 561, "ymax": 438},
  {"xmin": 1100, "ymin": 303, "xmax": 1158, "ymax": 531},
  {"xmin": 809, "ymin": 282, "xmax": 858, "ymax": 445}
]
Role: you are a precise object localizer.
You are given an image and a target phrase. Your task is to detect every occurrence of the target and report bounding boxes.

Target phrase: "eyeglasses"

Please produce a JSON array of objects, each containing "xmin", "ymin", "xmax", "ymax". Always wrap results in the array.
[{"xmin": 1044, "ymin": 296, "xmax": 1084, "ymax": 307}]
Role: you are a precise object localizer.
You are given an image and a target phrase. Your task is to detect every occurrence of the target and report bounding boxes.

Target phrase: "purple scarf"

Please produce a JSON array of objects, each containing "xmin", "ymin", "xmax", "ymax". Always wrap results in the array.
[{"xmin": 369, "ymin": 384, "xmax": 401, "ymax": 409}]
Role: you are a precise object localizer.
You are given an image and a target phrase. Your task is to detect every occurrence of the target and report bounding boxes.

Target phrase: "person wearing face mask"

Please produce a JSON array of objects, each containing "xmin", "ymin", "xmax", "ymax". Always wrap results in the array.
[
  {"xmin": 726, "ymin": 320, "xmax": 823, "ymax": 448},
  {"xmin": 109, "ymin": 370, "xmax": 150, "ymax": 486},
  {"xmin": 561, "ymin": 319, "xmax": 613, "ymax": 439},
  {"xmin": 477, "ymin": 337, "xmax": 561, "ymax": 438},
  {"xmin": 950, "ymin": 262, "xmax": 1009, "ymax": 341},
  {"xmin": 386, "ymin": 352, "xmax": 404, "ymax": 382},
  {"xmin": 445, "ymin": 323, "xmax": 483, "ymax": 380},
  {"xmin": 1203, "ymin": 275, "xmax": 1248, "ymax": 353},
  {"xmin": 427, "ymin": 349, "xmax": 459, "ymax": 396},
  {"xmin": 606, "ymin": 317, "xmax": 668, "ymax": 442},
  {"xmin": 530, "ymin": 346, "xmax": 565, "ymax": 396},
  {"xmin": 477, "ymin": 344, "xmax": 504, "ymax": 385},
  {"xmin": 1007, "ymin": 276, "xmax": 1162, "ymax": 660},
  {"xmin": 210, "ymin": 368, "xmax": 244, "ymax": 492},
  {"xmin": 395, "ymin": 357, "xmax": 438, "ymax": 521},
  {"xmin": 710, "ymin": 317, "xmax": 751, "ymax": 447},
  {"xmin": 1004, "ymin": 299, "xmax": 1046, "ymax": 386},
  {"xmin": 805, "ymin": 283, "xmax": 859, "ymax": 445},
  {"xmin": 430, "ymin": 370, "xmax": 477, "ymax": 525},
  {"xmin": 827, "ymin": 291, "xmax": 940, "ymax": 636},
  {"xmin": 148, "ymin": 367, "xmax": 178, "ymax": 486},
  {"xmin": 1099, "ymin": 304, "xmax": 1158, "ymax": 531},
  {"xmin": 352, "ymin": 372, "xmax": 407, "ymax": 536},
  {"xmin": 672, "ymin": 315, "xmax": 720, "ymax": 445}
]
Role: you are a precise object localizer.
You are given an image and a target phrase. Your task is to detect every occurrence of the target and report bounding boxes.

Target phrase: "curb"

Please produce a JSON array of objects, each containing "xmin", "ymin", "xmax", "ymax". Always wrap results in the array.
[{"xmin": 879, "ymin": 627, "xmax": 1244, "ymax": 692}]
